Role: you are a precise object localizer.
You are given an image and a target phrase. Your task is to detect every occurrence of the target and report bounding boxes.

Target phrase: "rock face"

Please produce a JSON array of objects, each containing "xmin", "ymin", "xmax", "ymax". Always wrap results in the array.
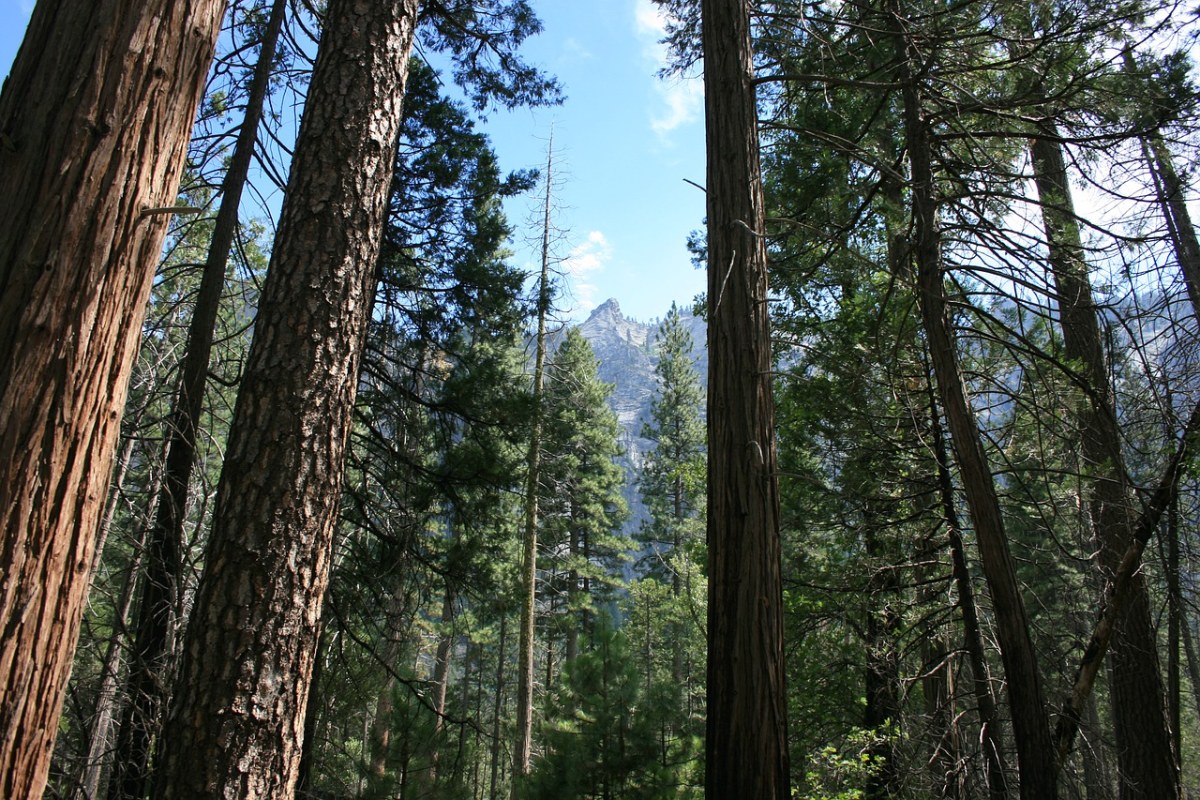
[{"xmin": 557, "ymin": 298, "xmax": 706, "ymax": 538}]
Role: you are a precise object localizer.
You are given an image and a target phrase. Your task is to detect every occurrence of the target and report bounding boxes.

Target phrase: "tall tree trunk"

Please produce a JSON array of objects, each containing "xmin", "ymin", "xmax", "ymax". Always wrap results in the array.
[
  {"xmin": 1029, "ymin": 127, "xmax": 1179, "ymax": 799},
  {"xmin": 367, "ymin": 577, "xmax": 414, "ymax": 794},
  {"xmin": 863, "ymin": 522, "xmax": 901, "ymax": 800},
  {"xmin": 512, "ymin": 141, "xmax": 555, "ymax": 794},
  {"xmin": 1054, "ymin": 401, "xmax": 1200, "ymax": 766},
  {"xmin": 0, "ymin": 2, "xmax": 224, "ymax": 795},
  {"xmin": 886, "ymin": 3, "xmax": 1058, "ymax": 794},
  {"xmin": 700, "ymin": 1, "xmax": 790, "ymax": 797},
  {"xmin": 107, "ymin": 6, "xmax": 288, "ymax": 798},
  {"xmin": 150, "ymin": 1, "xmax": 419, "ymax": 795},
  {"xmin": 922, "ymin": 635, "xmax": 963, "ymax": 800}
]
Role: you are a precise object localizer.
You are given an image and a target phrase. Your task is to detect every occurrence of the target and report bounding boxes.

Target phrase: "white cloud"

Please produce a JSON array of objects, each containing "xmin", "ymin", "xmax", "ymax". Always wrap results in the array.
[
  {"xmin": 561, "ymin": 230, "xmax": 612, "ymax": 311},
  {"xmin": 560, "ymin": 36, "xmax": 593, "ymax": 64},
  {"xmin": 632, "ymin": 0, "xmax": 703, "ymax": 141}
]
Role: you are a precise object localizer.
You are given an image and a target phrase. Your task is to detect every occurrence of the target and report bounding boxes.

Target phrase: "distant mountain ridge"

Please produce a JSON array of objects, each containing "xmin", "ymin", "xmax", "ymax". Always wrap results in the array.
[{"xmin": 562, "ymin": 298, "xmax": 706, "ymax": 536}]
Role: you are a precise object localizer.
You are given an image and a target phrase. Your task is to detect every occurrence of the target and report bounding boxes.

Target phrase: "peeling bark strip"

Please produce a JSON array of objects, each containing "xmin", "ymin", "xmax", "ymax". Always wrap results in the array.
[
  {"xmin": 701, "ymin": 0, "xmax": 791, "ymax": 797},
  {"xmin": 0, "ymin": 2, "xmax": 225, "ymax": 797},
  {"xmin": 150, "ymin": 0, "xmax": 420, "ymax": 797}
]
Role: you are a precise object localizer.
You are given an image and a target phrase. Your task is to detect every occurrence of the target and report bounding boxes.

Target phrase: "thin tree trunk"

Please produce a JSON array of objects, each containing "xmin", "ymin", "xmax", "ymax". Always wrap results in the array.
[
  {"xmin": 490, "ymin": 614, "xmax": 508, "ymax": 800},
  {"xmin": 0, "ymin": 3, "xmax": 224, "ymax": 794},
  {"xmin": 923, "ymin": 361, "xmax": 1010, "ymax": 800},
  {"xmin": 1166, "ymin": 484, "xmax": 1181, "ymax": 765},
  {"xmin": 1029, "ymin": 127, "xmax": 1179, "ymax": 799},
  {"xmin": 863, "ymin": 522, "xmax": 901, "ymax": 800},
  {"xmin": 512, "ymin": 141, "xmax": 555, "ymax": 794},
  {"xmin": 887, "ymin": 3, "xmax": 1058, "ymax": 793},
  {"xmin": 923, "ymin": 635, "xmax": 963, "ymax": 800},
  {"xmin": 107, "ymin": 5, "xmax": 288, "ymax": 798},
  {"xmin": 428, "ymin": 587, "xmax": 455, "ymax": 785},
  {"xmin": 368, "ymin": 579, "xmax": 414, "ymax": 793},
  {"xmin": 295, "ymin": 616, "xmax": 328, "ymax": 800},
  {"xmin": 151, "ymin": 1, "xmax": 419, "ymax": 794},
  {"xmin": 1179, "ymin": 583, "xmax": 1200, "ymax": 725},
  {"xmin": 700, "ymin": 1, "xmax": 790, "ymax": 796},
  {"xmin": 73, "ymin": 528, "xmax": 149, "ymax": 800}
]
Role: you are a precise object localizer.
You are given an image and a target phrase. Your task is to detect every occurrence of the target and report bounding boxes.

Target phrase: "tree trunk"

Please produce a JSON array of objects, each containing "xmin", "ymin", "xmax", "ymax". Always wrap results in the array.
[
  {"xmin": 887, "ymin": 3, "xmax": 1058, "ymax": 794},
  {"xmin": 428, "ymin": 587, "xmax": 456, "ymax": 785},
  {"xmin": 490, "ymin": 614, "xmax": 508, "ymax": 800},
  {"xmin": 73, "ymin": 527, "xmax": 148, "ymax": 800},
  {"xmin": 924, "ymin": 362, "xmax": 1009, "ymax": 800},
  {"xmin": 700, "ymin": 1, "xmax": 790, "ymax": 797},
  {"xmin": 512, "ymin": 141, "xmax": 555, "ymax": 794},
  {"xmin": 367, "ymin": 577, "xmax": 414, "ymax": 794},
  {"xmin": 150, "ymin": 1, "xmax": 419, "ymax": 795},
  {"xmin": 295, "ymin": 616, "xmax": 328, "ymax": 800},
  {"xmin": 862, "ymin": 507, "xmax": 901, "ymax": 800},
  {"xmin": 107, "ymin": 6, "xmax": 288, "ymax": 798},
  {"xmin": 1029, "ymin": 128, "xmax": 1179, "ymax": 799},
  {"xmin": 0, "ymin": 2, "xmax": 224, "ymax": 795},
  {"xmin": 1137, "ymin": 102, "xmax": 1200, "ymax": 316}
]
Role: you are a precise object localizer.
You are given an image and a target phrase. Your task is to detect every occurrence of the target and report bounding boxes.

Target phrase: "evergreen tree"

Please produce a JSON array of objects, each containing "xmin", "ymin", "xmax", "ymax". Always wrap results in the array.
[
  {"xmin": 540, "ymin": 328, "xmax": 630, "ymax": 667},
  {"xmin": 526, "ymin": 617, "xmax": 680, "ymax": 800},
  {"xmin": 638, "ymin": 303, "xmax": 706, "ymax": 592}
]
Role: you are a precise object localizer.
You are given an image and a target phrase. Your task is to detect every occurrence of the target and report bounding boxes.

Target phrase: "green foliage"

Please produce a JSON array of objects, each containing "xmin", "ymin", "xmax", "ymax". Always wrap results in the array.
[
  {"xmin": 541, "ymin": 328, "xmax": 631, "ymax": 616},
  {"xmin": 637, "ymin": 303, "xmax": 706, "ymax": 581},
  {"xmin": 524, "ymin": 617, "xmax": 699, "ymax": 800}
]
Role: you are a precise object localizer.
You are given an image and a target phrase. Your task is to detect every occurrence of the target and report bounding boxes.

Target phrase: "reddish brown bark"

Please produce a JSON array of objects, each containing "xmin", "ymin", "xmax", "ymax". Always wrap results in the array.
[
  {"xmin": 701, "ymin": 0, "xmax": 790, "ymax": 797},
  {"xmin": 0, "ymin": 2, "xmax": 224, "ymax": 796},
  {"xmin": 150, "ymin": 0, "xmax": 419, "ymax": 795}
]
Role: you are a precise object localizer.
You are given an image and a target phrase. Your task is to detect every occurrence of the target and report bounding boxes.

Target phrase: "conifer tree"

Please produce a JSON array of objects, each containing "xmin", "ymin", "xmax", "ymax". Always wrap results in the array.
[{"xmin": 540, "ymin": 328, "xmax": 629, "ymax": 665}]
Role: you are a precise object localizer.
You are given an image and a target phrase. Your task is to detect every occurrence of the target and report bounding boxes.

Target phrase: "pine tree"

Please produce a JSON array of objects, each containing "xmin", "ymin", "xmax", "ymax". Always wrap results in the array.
[
  {"xmin": 638, "ymin": 303, "xmax": 706, "ymax": 595},
  {"xmin": 150, "ymin": 1, "xmax": 420, "ymax": 794},
  {"xmin": 540, "ymin": 328, "xmax": 629, "ymax": 666}
]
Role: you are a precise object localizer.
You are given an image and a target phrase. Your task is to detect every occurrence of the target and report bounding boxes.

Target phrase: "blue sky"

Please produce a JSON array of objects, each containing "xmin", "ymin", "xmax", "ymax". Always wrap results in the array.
[{"xmin": 0, "ymin": 1, "xmax": 707, "ymax": 324}]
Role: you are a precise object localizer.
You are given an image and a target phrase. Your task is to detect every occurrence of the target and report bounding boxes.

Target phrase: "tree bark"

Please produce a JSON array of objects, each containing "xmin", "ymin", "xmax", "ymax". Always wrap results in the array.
[
  {"xmin": 150, "ymin": 1, "xmax": 419, "ymax": 795},
  {"xmin": 700, "ymin": 1, "xmax": 790, "ymax": 797},
  {"xmin": 0, "ymin": 2, "xmax": 224, "ymax": 795},
  {"xmin": 107, "ymin": 5, "xmax": 288, "ymax": 798},
  {"xmin": 512, "ymin": 141, "xmax": 555, "ymax": 794},
  {"xmin": 886, "ymin": 2, "xmax": 1058, "ymax": 793},
  {"xmin": 489, "ymin": 614, "xmax": 508, "ymax": 800},
  {"xmin": 1029, "ymin": 128, "xmax": 1179, "ymax": 799}
]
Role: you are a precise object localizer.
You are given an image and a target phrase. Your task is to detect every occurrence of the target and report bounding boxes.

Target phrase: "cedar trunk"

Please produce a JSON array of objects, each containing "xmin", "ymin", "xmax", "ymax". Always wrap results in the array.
[
  {"xmin": 150, "ymin": 0, "xmax": 419, "ymax": 795},
  {"xmin": 0, "ymin": 2, "xmax": 224, "ymax": 796},
  {"xmin": 700, "ymin": 1, "xmax": 790, "ymax": 797}
]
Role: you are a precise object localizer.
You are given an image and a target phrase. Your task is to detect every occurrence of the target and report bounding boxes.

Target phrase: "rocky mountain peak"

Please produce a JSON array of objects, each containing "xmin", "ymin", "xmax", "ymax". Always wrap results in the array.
[{"xmin": 565, "ymin": 298, "xmax": 707, "ymax": 543}]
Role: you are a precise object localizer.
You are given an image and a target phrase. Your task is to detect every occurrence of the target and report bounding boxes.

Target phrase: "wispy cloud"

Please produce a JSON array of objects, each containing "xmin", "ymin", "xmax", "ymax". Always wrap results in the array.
[
  {"xmin": 562, "ymin": 230, "xmax": 612, "ymax": 311},
  {"xmin": 560, "ymin": 36, "xmax": 593, "ymax": 64},
  {"xmin": 633, "ymin": 0, "xmax": 703, "ymax": 141}
]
